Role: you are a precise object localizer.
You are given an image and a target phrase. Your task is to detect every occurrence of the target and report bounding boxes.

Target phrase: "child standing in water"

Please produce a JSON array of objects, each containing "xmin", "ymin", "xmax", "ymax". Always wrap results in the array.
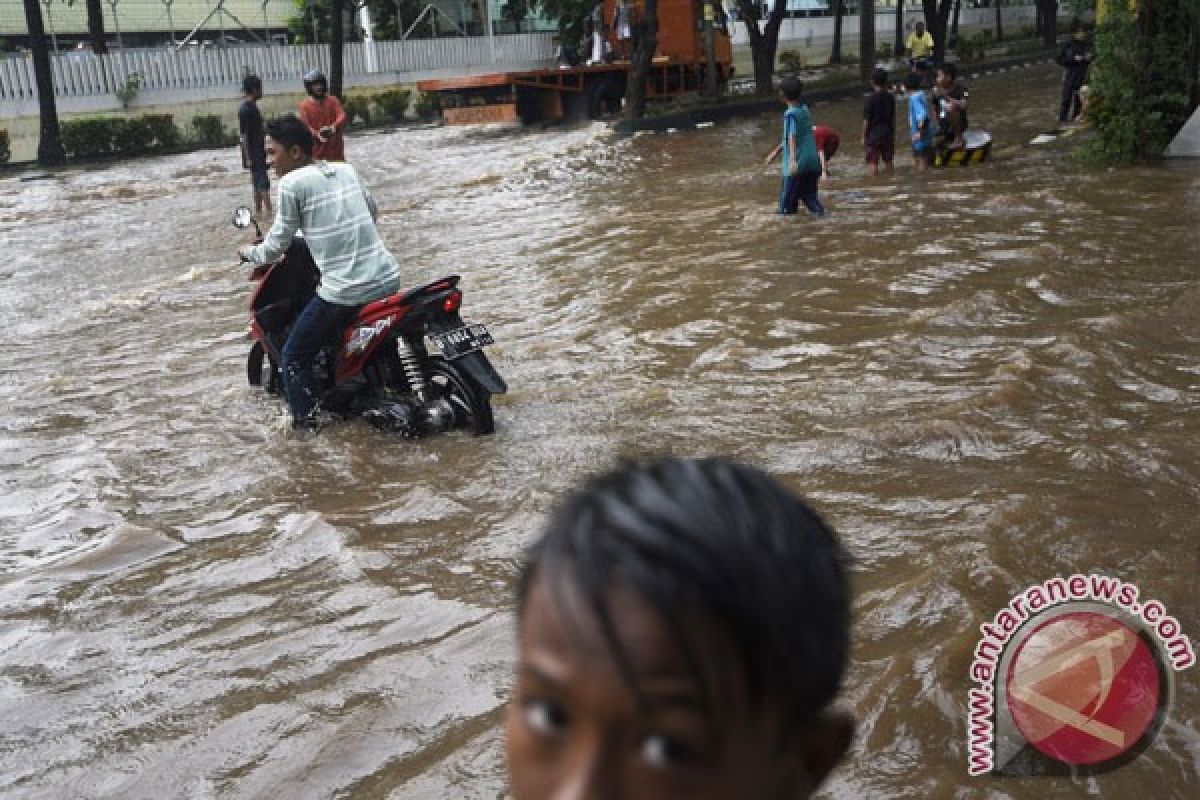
[
  {"xmin": 505, "ymin": 456, "xmax": 855, "ymax": 799},
  {"xmin": 903, "ymin": 72, "xmax": 933, "ymax": 171},
  {"xmin": 862, "ymin": 67, "xmax": 896, "ymax": 176},
  {"xmin": 764, "ymin": 77, "xmax": 825, "ymax": 217}
]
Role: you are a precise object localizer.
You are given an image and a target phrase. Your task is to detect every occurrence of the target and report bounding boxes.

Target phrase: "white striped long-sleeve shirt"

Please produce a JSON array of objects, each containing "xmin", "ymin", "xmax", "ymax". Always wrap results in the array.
[{"xmin": 247, "ymin": 161, "xmax": 401, "ymax": 306}]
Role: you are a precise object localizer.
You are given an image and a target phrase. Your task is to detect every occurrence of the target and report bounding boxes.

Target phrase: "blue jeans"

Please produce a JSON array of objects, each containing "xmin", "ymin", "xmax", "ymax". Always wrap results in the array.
[
  {"xmin": 282, "ymin": 295, "xmax": 358, "ymax": 423},
  {"xmin": 779, "ymin": 170, "xmax": 825, "ymax": 216}
]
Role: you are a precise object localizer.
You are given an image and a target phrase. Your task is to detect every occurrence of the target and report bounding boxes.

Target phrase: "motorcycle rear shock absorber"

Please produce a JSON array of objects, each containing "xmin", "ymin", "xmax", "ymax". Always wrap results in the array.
[{"xmin": 396, "ymin": 337, "xmax": 429, "ymax": 404}]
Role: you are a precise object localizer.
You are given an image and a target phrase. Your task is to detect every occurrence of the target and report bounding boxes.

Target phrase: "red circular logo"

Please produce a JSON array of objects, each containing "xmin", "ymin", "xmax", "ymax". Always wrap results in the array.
[{"xmin": 1005, "ymin": 611, "xmax": 1162, "ymax": 765}]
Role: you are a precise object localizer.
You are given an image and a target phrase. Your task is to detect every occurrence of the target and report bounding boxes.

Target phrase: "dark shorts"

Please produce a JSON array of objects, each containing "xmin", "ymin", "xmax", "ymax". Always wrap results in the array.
[
  {"xmin": 912, "ymin": 146, "xmax": 933, "ymax": 164},
  {"xmin": 866, "ymin": 139, "xmax": 894, "ymax": 165},
  {"xmin": 250, "ymin": 162, "xmax": 270, "ymax": 192}
]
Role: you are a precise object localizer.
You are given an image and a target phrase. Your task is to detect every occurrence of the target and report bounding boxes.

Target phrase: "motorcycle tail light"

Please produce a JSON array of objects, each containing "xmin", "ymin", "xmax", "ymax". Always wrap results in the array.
[{"xmin": 442, "ymin": 290, "xmax": 462, "ymax": 313}]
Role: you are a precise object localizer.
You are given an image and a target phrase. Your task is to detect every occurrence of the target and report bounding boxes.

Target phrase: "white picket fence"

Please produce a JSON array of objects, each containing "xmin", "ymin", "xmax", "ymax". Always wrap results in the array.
[{"xmin": 0, "ymin": 34, "xmax": 557, "ymax": 102}]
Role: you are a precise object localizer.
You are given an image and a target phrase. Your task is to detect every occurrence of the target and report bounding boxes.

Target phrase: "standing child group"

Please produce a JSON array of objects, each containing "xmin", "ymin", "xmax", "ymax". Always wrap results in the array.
[{"xmin": 764, "ymin": 61, "xmax": 967, "ymax": 217}]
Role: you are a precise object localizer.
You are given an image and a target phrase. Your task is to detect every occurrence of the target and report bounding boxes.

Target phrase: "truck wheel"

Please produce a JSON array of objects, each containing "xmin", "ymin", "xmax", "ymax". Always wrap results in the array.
[{"xmin": 586, "ymin": 78, "xmax": 623, "ymax": 119}]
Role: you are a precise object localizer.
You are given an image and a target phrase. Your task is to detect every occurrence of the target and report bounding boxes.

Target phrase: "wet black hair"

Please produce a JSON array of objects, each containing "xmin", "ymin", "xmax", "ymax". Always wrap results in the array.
[
  {"xmin": 779, "ymin": 76, "xmax": 803, "ymax": 103},
  {"xmin": 242, "ymin": 74, "xmax": 262, "ymax": 95},
  {"xmin": 516, "ymin": 457, "xmax": 851, "ymax": 735},
  {"xmin": 904, "ymin": 72, "xmax": 922, "ymax": 90},
  {"xmin": 264, "ymin": 113, "xmax": 314, "ymax": 156},
  {"xmin": 871, "ymin": 67, "xmax": 888, "ymax": 88},
  {"xmin": 939, "ymin": 62, "xmax": 958, "ymax": 80}
]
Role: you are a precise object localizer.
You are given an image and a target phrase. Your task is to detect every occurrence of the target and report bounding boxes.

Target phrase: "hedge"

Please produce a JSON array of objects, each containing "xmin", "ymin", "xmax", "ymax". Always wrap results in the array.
[{"xmin": 60, "ymin": 114, "xmax": 186, "ymax": 160}]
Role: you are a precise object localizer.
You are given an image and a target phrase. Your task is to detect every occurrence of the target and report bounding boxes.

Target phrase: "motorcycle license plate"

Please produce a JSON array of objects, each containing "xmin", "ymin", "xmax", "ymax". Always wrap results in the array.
[{"xmin": 430, "ymin": 324, "xmax": 494, "ymax": 360}]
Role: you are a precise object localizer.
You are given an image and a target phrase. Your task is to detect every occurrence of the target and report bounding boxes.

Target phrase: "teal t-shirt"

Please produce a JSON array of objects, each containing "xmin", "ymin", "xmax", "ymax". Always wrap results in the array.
[{"xmin": 782, "ymin": 104, "xmax": 821, "ymax": 175}]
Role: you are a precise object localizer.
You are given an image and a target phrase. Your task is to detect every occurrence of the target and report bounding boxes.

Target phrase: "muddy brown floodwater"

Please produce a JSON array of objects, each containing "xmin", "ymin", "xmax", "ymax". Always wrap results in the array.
[{"xmin": 1, "ymin": 64, "xmax": 1197, "ymax": 798}]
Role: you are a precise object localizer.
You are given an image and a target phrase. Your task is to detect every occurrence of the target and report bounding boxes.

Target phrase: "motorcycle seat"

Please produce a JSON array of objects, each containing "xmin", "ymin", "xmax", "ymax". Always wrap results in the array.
[{"xmin": 359, "ymin": 275, "xmax": 462, "ymax": 318}]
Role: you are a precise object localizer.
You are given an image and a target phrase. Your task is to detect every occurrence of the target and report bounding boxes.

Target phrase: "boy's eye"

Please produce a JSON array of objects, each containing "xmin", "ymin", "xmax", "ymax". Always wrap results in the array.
[
  {"xmin": 638, "ymin": 732, "xmax": 696, "ymax": 768},
  {"xmin": 523, "ymin": 699, "xmax": 569, "ymax": 736}
]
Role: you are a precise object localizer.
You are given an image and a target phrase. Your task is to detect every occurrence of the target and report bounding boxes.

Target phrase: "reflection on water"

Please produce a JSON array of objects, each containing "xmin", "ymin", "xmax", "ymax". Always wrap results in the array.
[{"xmin": 1, "ymin": 65, "xmax": 1197, "ymax": 798}]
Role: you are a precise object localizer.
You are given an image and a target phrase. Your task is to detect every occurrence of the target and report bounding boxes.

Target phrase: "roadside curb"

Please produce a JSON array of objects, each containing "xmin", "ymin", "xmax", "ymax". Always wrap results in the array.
[{"xmin": 613, "ymin": 54, "xmax": 1056, "ymax": 135}]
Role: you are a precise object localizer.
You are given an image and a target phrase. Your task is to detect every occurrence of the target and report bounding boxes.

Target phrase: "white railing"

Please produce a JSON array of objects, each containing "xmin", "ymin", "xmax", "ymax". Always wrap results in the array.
[{"xmin": 0, "ymin": 34, "xmax": 556, "ymax": 102}]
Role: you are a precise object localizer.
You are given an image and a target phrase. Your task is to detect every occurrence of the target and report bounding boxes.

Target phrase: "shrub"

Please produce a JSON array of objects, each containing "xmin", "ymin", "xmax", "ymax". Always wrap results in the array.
[
  {"xmin": 343, "ymin": 93, "xmax": 372, "ymax": 126},
  {"xmin": 373, "ymin": 88, "xmax": 412, "ymax": 122},
  {"xmin": 142, "ymin": 113, "xmax": 182, "ymax": 149},
  {"xmin": 116, "ymin": 71, "xmax": 141, "ymax": 109},
  {"xmin": 191, "ymin": 114, "xmax": 227, "ymax": 147},
  {"xmin": 778, "ymin": 49, "xmax": 806, "ymax": 74},
  {"xmin": 0, "ymin": 129, "xmax": 9, "ymax": 163},
  {"xmin": 413, "ymin": 91, "xmax": 442, "ymax": 121},
  {"xmin": 116, "ymin": 117, "xmax": 155, "ymax": 154},
  {"xmin": 62, "ymin": 117, "xmax": 120, "ymax": 159},
  {"xmin": 1084, "ymin": 0, "xmax": 1194, "ymax": 162}
]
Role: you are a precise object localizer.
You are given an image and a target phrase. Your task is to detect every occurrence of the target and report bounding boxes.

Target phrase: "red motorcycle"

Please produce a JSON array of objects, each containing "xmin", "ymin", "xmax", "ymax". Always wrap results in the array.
[{"xmin": 233, "ymin": 207, "xmax": 506, "ymax": 435}]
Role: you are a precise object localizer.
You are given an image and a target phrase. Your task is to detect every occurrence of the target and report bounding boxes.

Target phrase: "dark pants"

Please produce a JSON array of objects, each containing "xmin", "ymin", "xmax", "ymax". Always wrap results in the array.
[
  {"xmin": 780, "ymin": 170, "xmax": 825, "ymax": 216},
  {"xmin": 1060, "ymin": 75, "xmax": 1085, "ymax": 122},
  {"xmin": 282, "ymin": 295, "xmax": 358, "ymax": 424}
]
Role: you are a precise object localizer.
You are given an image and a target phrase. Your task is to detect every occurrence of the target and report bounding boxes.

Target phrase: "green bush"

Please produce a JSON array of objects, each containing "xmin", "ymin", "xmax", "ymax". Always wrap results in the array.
[
  {"xmin": 343, "ymin": 93, "xmax": 372, "ymax": 126},
  {"xmin": 62, "ymin": 117, "xmax": 119, "ymax": 159},
  {"xmin": 116, "ymin": 117, "xmax": 154, "ymax": 154},
  {"xmin": 778, "ymin": 50, "xmax": 806, "ymax": 74},
  {"xmin": 191, "ymin": 114, "xmax": 227, "ymax": 147},
  {"xmin": 373, "ymin": 88, "xmax": 412, "ymax": 122},
  {"xmin": 413, "ymin": 91, "xmax": 442, "ymax": 121},
  {"xmin": 1084, "ymin": 0, "xmax": 1194, "ymax": 162},
  {"xmin": 142, "ymin": 114, "xmax": 182, "ymax": 149},
  {"xmin": 0, "ymin": 129, "xmax": 9, "ymax": 163}
]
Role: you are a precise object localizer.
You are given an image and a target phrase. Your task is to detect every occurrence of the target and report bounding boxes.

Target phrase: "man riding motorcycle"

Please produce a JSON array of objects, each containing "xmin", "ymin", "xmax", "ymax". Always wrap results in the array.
[{"xmin": 238, "ymin": 114, "xmax": 400, "ymax": 430}]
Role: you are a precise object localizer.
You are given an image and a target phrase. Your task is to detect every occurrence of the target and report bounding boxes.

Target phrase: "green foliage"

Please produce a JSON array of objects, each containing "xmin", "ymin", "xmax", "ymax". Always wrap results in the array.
[
  {"xmin": 778, "ymin": 49, "xmax": 806, "ymax": 74},
  {"xmin": 955, "ymin": 31, "xmax": 993, "ymax": 63},
  {"xmin": 0, "ymin": 129, "xmax": 10, "ymax": 163},
  {"xmin": 373, "ymin": 88, "xmax": 412, "ymax": 122},
  {"xmin": 191, "ymin": 114, "xmax": 228, "ymax": 147},
  {"xmin": 413, "ymin": 91, "xmax": 442, "ymax": 120},
  {"xmin": 1085, "ymin": 0, "xmax": 1197, "ymax": 162},
  {"xmin": 116, "ymin": 71, "xmax": 141, "ymax": 109},
  {"xmin": 62, "ymin": 117, "xmax": 119, "ymax": 159},
  {"xmin": 60, "ymin": 115, "xmax": 187, "ymax": 160},
  {"xmin": 343, "ymin": 93, "xmax": 372, "ymax": 126},
  {"xmin": 116, "ymin": 117, "xmax": 155, "ymax": 154},
  {"xmin": 142, "ymin": 114, "xmax": 182, "ymax": 149}
]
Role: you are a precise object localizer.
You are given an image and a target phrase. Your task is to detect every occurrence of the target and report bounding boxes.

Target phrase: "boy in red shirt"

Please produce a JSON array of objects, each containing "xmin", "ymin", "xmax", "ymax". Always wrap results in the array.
[
  {"xmin": 812, "ymin": 125, "xmax": 839, "ymax": 181},
  {"xmin": 298, "ymin": 70, "xmax": 347, "ymax": 161}
]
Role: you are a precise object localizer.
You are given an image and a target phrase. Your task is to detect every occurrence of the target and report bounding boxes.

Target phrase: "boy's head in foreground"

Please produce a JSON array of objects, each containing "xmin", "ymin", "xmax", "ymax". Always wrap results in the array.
[
  {"xmin": 506, "ymin": 457, "xmax": 854, "ymax": 799},
  {"xmin": 779, "ymin": 76, "xmax": 804, "ymax": 105}
]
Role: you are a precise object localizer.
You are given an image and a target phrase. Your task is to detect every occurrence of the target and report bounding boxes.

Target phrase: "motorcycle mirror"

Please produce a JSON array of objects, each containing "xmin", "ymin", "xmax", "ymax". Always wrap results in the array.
[{"xmin": 232, "ymin": 206, "xmax": 254, "ymax": 229}]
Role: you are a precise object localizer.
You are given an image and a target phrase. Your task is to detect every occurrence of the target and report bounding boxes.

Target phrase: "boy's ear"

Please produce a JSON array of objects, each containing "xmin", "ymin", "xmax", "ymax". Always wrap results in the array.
[{"xmin": 790, "ymin": 709, "xmax": 855, "ymax": 794}]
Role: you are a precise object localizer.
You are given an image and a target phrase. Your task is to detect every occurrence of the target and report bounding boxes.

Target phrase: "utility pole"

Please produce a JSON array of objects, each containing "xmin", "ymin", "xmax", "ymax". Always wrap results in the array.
[{"xmin": 702, "ymin": 1, "xmax": 717, "ymax": 97}]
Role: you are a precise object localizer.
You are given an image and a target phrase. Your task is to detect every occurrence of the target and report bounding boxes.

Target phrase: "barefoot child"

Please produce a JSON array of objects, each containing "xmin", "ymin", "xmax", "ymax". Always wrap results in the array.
[
  {"xmin": 505, "ymin": 457, "xmax": 855, "ymax": 799},
  {"xmin": 903, "ymin": 72, "xmax": 933, "ymax": 171},
  {"xmin": 862, "ymin": 67, "xmax": 896, "ymax": 176}
]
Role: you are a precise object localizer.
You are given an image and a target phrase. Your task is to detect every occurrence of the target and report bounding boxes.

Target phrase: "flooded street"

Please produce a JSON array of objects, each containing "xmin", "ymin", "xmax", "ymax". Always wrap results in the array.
[{"xmin": 1, "ymin": 63, "xmax": 1198, "ymax": 798}]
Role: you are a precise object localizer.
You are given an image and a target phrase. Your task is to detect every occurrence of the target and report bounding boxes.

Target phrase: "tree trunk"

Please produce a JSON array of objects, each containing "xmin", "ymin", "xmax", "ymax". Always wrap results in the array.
[
  {"xmin": 85, "ymin": 0, "xmax": 108, "ymax": 54},
  {"xmin": 995, "ymin": 0, "xmax": 1003, "ymax": 42},
  {"xmin": 922, "ymin": 0, "xmax": 953, "ymax": 66},
  {"xmin": 625, "ymin": 0, "xmax": 658, "ymax": 118},
  {"xmin": 894, "ymin": 0, "xmax": 905, "ymax": 57},
  {"xmin": 23, "ymin": 0, "xmax": 65, "ymax": 166},
  {"xmin": 832, "ymin": 0, "xmax": 845, "ymax": 63},
  {"xmin": 734, "ymin": 0, "xmax": 790, "ymax": 96},
  {"xmin": 860, "ymin": 0, "xmax": 875, "ymax": 80},
  {"xmin": 951, "ymin": 0, "xmax": 962, "ymax": 39},
  {"xmin": 1039, "ymin": 0, "xmax": 1057, "ymax": 48},
  {"xmin": 331, "ymin": 0, "xmax": 345, "ymax": 98}
]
